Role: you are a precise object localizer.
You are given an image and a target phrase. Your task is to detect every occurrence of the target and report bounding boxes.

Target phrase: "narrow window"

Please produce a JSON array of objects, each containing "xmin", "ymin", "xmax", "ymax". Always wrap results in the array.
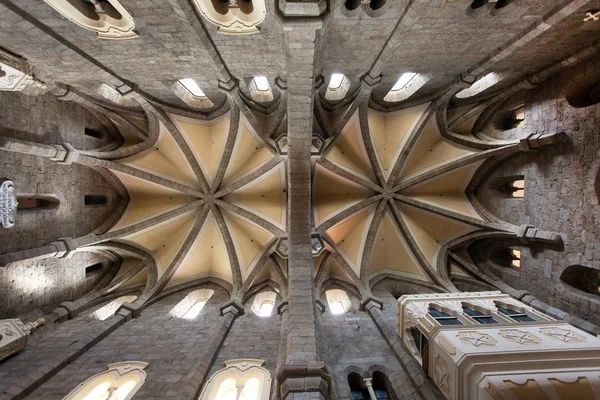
[
  {"xmin": 91, "ymin": 295, "xmax": 137, "ymax": 320},
  {"xmin": 84, "ymin": 128, "xmax": 104, "ymax": 139},
  {"xmin": 495, "ymin": 303, "xmax": 535, "ymax": 322},
  {"xmin": 462, "ymin": 305, "xmax": 498, "ymax": 324},
  {"xmin": 347, "ymin": 373, "xmax": 369, "ymax": 400},
  {"xmin": 510, "ymin": 179, "xmax": 524, "ymax": 198},
  {"xmin": 510, "ymin": 249, "xmax": 521, "ymax": 268},
  {"xmin": 179, "ymin": 78, "xmax": 206, "ymax": 97},
  {"xmin": 182, "ymin": 301, "xmax": 207, "ymax": 320},
  {"xmin": 325, "ymin": 289, "xmax": 351, "ymax": 315},
  {"xmin": 249, "ymin": 76, "xmax": 274, "ymax": 103},
  {"xmin": 85, "ymin": 195, "xmax": 107, "ymax": 205},
  {"xmin": 383, "ymin": 72, "xmax": 431, "ymax": 103},
  {"xmin": 16, "ymin": 195, "xmax": 59, "ymax": 211},
  {"xmin": 258, "ymin": 302, "xmax": 274, "ymax": 317},
  {"xmin": 325, "ymin": 73, "xmax": 350, "ymax": 101},
  {"xmin": 372, "ymin": 372, "xmax": 392, "ymax": 399},
  {"xmin": 251, "ymin": 291, "xmax": 277, "ymax": 317},
  {"xmin": 456, "ymin": 72, "xmax": 503, "ymax": 98},
  {"xmin": 428, "ymin": 307, "xmax": 463, "ymax": 326},
  {"xmin": 85, "ymin": 262, "xmax": 104, "ymax": 277},
  {"xmin": 369, "ymin": 0, "xmax": 386, "ymax": 10},
  {"xmin": 409, "ymin": 327, "xmax": 428, "ymax": 357},
  {"xmin": 344, "ymin": 0, "xmax": 361, "ymax": 10}
]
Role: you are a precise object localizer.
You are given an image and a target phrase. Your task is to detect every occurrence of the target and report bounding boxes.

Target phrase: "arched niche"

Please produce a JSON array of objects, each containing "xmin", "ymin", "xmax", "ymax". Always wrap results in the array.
[
  {"xmin": 43, "ymin": 0, "xmax": 138, "ymax": 40},
  {"xmin": 64, "ymin": 361, "xmax": 148, "ymax": 400},
  {"xmin": 560, "ymin": 265, "xmax": 600, "ymax": 298},
  {"xmin": 193, "ymin": 0, "xmax": 266, "ymax": 35}
]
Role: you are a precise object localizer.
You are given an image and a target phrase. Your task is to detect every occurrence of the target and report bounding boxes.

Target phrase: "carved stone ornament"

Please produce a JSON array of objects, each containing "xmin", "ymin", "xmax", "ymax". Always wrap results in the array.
[
  {"xmin": 539, "ymin": 327, "xmax": 587, "ymax": 343},
  {"xmin": 456, "ymin": 331, "xmax": 497, "ymax": 347},
  {"xmin": 498, "ymin": 329, "xmax": 542, "ymax": 345},
  {"xmin": 193, "ymin": 0, "xmax": 266, "ymax": 35},
  {"xmin": 0, "ymin": 63, "xmax": 30, "ymax": 92},
  {"xmin": 0, "ymin": 179, "xmax": 17, "ymax": 228},
  {"xmin": 434, "ymin": 355, "xmax": 451, "ymax": 396},
  {"xmin": 0, "ymin": 318, "xmax": 45, "ymax": 362}
]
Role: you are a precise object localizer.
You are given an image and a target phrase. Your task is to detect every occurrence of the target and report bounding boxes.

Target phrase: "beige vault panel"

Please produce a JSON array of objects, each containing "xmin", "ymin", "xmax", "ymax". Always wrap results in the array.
[
  {"xmin": 369, "ymin": 210, "xmax": 431, "ymax": 282},
  {"xmin": 169, "ymin": 113, "xmax": 231, "ymax": 186},
  {"xmin": 123, "ymin": 122, "xmax": 198, "ymax": 186},
  {"xmin": 110, "ymin": 171, "xmax": 196, "ymax": 231},
  {"xmin": 326, "ymin": 113, "xmax": 377, "ymax": 183},
  {"xmin": 314, "ymin": 163, "xmax": 374, "ymax": 226},
  {"xmin": 326, "ymin": 204, "xmax": 375, "ymax": 276},
  {"xmin": 367, "ymin": 103, "xmax": 429, "ymax": 179},
  {"xmin": 398, "ymin": 202, "xmax": 476, "ymax": 267}
]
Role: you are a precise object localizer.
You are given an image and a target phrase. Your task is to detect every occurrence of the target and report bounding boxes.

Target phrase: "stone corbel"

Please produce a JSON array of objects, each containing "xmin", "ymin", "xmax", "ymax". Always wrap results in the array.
[
  {"xmin": 53, "ymin": 237, "xmax": 78, "ymax": 258},
  {"xmin": 116, "ymin": 301, "xmax": 142, "ymax": 320},
  {"xmin": 277, "ymin": 300, "xmax": 289, "ymax": 315},
  {"xmin": 361, "ymin": 73, "xmax": 382, "ymax": 90},
  {"xmin": 278, "ymin": 0, "xmax": 327, "ymax": 17},
  {"xmin": 516, "ymin": 225, "xmax": 562, "ymax": 244},
  {"xmin": 519, "ymin": 132, "xmax": 567, "ymax": 151},
  {"xmin": 359, "ymin": 295, "xmax": 383, "ymax": 312},
  {"xmin": 275, "ymin": 76, "xmax": 288, "ymax": 92},
  {"xmin": 50, "ymin": 143, "xmax": 78, "ymax": 165},
  {"xmin": 315, "ymin": 299, "xmax": 326, "ymax": 314},
  {"xmin": 220, "ymin": 298, "xmax": 245, "ymax": 317},
  {"xmin": 456, "ymin": 72, "xmax": 477, "ymax": 89}
]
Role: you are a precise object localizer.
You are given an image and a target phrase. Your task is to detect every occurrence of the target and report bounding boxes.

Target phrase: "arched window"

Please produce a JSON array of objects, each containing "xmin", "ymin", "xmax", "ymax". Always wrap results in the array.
[
  {"xmin": 198, "ymin": 359, "xmax": 271, "ymax": 400},
  {"xmin": 248, "ymin": 76, "xmax": 273, "ymax": 103},
  {"xmin": 193, "ymin": 0, "xmax": 266, "ymax": 35},
  {"xmin": 251, "ymin": 291, "xmax": 277, "ymax": 317},
  {"xmin": 492, "ymin": 176, "xmax": 524, "ymax": 198},
  {"xmin": 428, "ymin": 305, "xmax": 462, "ymax": 326},
  {"xmin": 455, "ymin": 72, "xmax": 503, "ymax": 99},
  {"xmin": 169, "ymin": 288, "xmax": 215, "ymax": 319},
  {"xmin": 344, "ymin": 0, "xmax": 385, "ymax": 11},
  {"xmin": 560, "ymin": 265, "xmax": 600, "ymax": 297},
  {"xmin": 383, "ymin": 72, "xmax": 431, "ymax": 103},
  {"xmin": 462, "ymin": 304, "xmax": 498, "ymax": 324},
  {"xmin": 494, "ymin": 301, "xmax": 535, "ymax": 322},
  {"xmin": 347, "ymin": 373, "xmax": 369, "ymax": 400},
  {"xmin": 91, "ymin": 295, "xmax": 137, "ymax": 320},
  {"xmin": 325, "ymin": 289, "xmax": 351, "ymax": 315},
  {"xmin": 173, "ymin": 78, "xmax": 214, "ymax": 109},
  {"xmin": 371, "ymin": 371, "xmax": 392, "ymax": 399},
  {"xmin": 324, "ymin": 73, "xmax": 350, "ymax": 101},
  {"xmin": 64, "ymin": 361, "xmax": 147, "ymax": 400},
  {"xmin": 567, "ymin": 82, "xmax": 600, "ymax": 108},
  {"xmin": 85, "ymin": 194, "xmax": 108, "ymax": 205},
  {"xmin": 16, "ymin": 194, "xmax": 60, "ymax": 212},
  {"xmin": 42, "ymin": 0, "xmax": 138, "ymax": 40}
]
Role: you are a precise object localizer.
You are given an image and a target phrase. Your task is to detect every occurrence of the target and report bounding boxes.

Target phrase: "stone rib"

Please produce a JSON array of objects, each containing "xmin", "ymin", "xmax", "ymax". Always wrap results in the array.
[
  {"xmin": 359, "ymin": 103, "xmax": 386, "ymax": 187},
  {"xmin": 210, "ymin": 204, "xmax": 243, "ymax": 295},
  {"xmin": 359, "ymin": 199, "xmax": 387, "ymax": 284},
  {"xmin": 213, "ymin": 157, "xmax": 283, "ymax": 198},
  {"xmin": 213, "ymin": 199, "xmax": 285, "ymax": 237},
  {"xmin": 317, "ymin": 194, "xmax": 384, "ymax": 234},
  {"xmin": 211, "ymin": 105, "xmax": 240, "ymax": 193},
  {"xmin": 318, "ymin": 158, "xmax": 383, "ymax": 194}
]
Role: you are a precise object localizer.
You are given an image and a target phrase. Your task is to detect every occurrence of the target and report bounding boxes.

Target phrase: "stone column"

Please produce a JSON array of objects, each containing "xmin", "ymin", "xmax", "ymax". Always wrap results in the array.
[
  {"xmin": 363, "ymin": 378, "xmax": 377, "ymax": 400},
  {"xmin": 178, "ymin": 299, "xmax": 244, "ymax": 400},
  {"xmin": 277, "ymin": 22, "xmax": 331, "ymax": 400}
]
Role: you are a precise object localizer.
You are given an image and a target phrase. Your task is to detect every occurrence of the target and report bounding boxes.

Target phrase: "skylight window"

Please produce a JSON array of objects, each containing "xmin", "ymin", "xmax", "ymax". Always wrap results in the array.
[
  {"xmin": 391, "ymin": 72, "xmax": 417, "ymax": 91},
  {"xmin": 329, "ymin": 300, "xmax": 345, "ymax": 315},
  {"xmin": 253, "ymin": 76, "xmax": 270, "ymax": 91},
  {"xmin": 455, "ymin": 72, "xmax": 503, "ymax": 99},
  {"xmin": 179, "ymin": 78, "xmax": 206, "ymax": 97},
  {"xmin": 325, "ymin": 289, "xmax": 351, "ymax": 315},
  {"xmin": 328, "ymin": 73, "xmax": 345, "ymax": 90},
  {"xmin": 182, "ymin": 301, "xmax": 206, "ymax": 319},
  {"xmin": 383, "ymin": 72, "xmax": 431, "ymax": 103},
  {"xmin": 258, "ymin": 302, "xmax": 274, "ymax": 317}
]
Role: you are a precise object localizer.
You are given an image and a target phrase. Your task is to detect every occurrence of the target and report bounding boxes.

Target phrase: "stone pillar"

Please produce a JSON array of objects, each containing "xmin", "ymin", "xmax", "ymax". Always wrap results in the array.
[
  {"xmin": 179, "ymin": 299, "xmax": 244, "ymax": 400},
  {"xmin": 362, "ymin": 299, "xmax": 444, "ymax": 400},
  {"xmin": 363, "ymin": 378, "xmax": 377, "ymax": 400},
  {"xmin": 277, "ymin": 22, "xmax": 331, "ymax": 400}
]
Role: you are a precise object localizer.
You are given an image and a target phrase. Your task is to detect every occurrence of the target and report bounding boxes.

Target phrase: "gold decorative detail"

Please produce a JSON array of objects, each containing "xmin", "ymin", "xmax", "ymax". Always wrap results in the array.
[
  {"xmin": 498, "ymin": 329, "xmax": 541, "ymax": 345},
  {"xmin": 539, "ymin": 327, "xmax": 587, "ymax": 343},
  {"xmin": 456, "ymin": 331, "xmax": 497, "ymax": 347},
  {"xmin": 434, "ymin": 355, "xmax": 450, "ymax": 396},
  {"xmin": 438, "ymin": 336, "xmax": 457, "ymax": 356}
]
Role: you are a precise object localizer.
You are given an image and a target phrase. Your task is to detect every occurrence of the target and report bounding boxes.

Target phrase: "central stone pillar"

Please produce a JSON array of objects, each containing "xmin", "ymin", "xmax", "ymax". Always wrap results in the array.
[{"xmin": 277, "ymin": 22, "xmax": 331, "ymax": 400}]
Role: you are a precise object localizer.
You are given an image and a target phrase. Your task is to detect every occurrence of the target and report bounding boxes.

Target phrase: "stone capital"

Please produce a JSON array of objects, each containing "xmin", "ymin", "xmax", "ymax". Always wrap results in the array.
[
  {"xmin": 359, "ymin": 295, "xmax": 383, "ymax": 312},
  {"xmin": 220, "ymin": 298, "xmax": 245, "ymax": 317},
  {"xmin": 277, "ymin": 362, "xmax": 331, "ymax": 399},
  {"xmin": 116, "ymin": 301, "xmax": 142, "ymax": 319}
]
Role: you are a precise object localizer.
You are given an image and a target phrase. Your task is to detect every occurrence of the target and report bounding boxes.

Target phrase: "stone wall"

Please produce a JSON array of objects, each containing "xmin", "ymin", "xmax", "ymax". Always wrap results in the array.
[
  {"xmin": 0, "ymin": 251, "xmax": 112, "ymax": 320},
  {"xmin": 474, "ymin": 55, "xmax": 600, "ymax": 326}
]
